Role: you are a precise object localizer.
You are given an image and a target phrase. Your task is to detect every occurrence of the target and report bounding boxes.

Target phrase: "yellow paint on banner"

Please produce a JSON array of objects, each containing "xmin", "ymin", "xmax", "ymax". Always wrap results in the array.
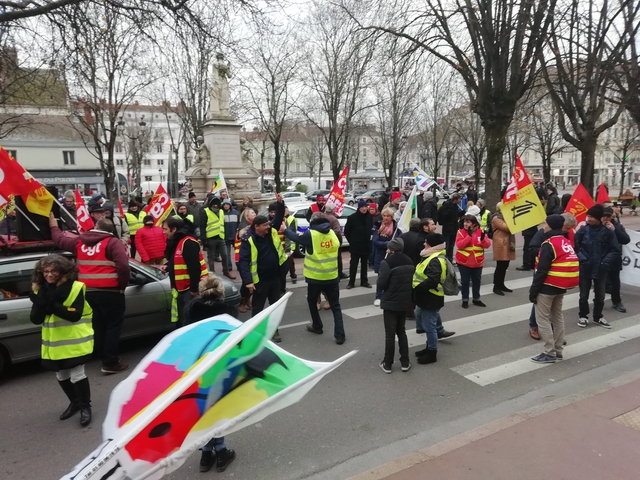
[
  {"xmin": 24, "ymin": 187, "xmax": 54, "ymax": 217},
  {"xmin": 499, "ymin": 184, "xmax": 546, "ymax": 234}
]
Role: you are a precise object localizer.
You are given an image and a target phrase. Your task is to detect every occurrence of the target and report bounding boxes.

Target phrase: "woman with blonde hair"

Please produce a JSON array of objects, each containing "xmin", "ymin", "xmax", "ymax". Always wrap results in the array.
[{"xmin": 29, "ymin": 255, "xmax": 94, "ymax": 426}]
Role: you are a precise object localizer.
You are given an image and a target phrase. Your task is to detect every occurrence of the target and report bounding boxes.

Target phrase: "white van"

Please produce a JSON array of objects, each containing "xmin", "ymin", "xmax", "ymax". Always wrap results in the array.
[{"xmin": 287, "ymin": 178, "xmax": 319, "ymax": 192}]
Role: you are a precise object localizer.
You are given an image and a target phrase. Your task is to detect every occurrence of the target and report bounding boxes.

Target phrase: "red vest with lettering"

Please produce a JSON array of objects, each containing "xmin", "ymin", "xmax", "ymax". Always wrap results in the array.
[
  {"xmin": 537, "ymin": 235, "xmax": 580, "ymax": 289},
  {"xmin": 174, "ymin": 236, "xmax": 208, "ymax": 292},
  {"xmin": 76, "ymin": 238, "xmax": 119, "ymax": 288},
  {"xmin": 310, "ymin": 204, "xmax": 321, "ymax": 213}
]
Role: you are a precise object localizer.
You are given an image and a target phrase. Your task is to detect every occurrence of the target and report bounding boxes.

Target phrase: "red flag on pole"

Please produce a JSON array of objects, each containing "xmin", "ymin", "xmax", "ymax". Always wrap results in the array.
[
  {"xmin": 596, "ymin": 183, "xmax": 610, "ymax": 204},
  {"xmin": 117, "ymin": 198, "xmax": 126, "ymax": 218},
  {"xmin": 564, "ymin": 183, "xmax": 595, "ymax": 228},
  {"xmin": 325, "ymin": 166, "xmax": 349, "ymax": 215},
  {"xmin": 74, "ymin": 189, "xmax": 94, "ymax": 232},
  {"xmin": 143, "ymin": 184, "xmax": 173, "ymax": 226}
]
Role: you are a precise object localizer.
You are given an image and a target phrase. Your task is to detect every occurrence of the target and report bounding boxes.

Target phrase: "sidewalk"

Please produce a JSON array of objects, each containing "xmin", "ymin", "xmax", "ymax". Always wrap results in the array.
[{"xmin": 351, "ymin": 377, "xmax": 640, "ymax": 480}]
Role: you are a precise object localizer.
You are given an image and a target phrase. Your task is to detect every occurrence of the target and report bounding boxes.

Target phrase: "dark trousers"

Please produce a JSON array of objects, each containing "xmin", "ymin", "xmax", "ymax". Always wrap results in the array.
[
  {"xmin": 252, "ymin": 277, "xmax": 282, "ymax": 315},
  {"xmin": 444, "ymin": 234, "xmax": 456, "ymax": 261},
  {"xmin": 205, "ymin": 236, "xmax": 229, "ymax": 274},
  {"xmin": 349, "ymin": 253, "xmax": 369, "ymax": 285},
  {"xmin": 383, "ymin": 310, "xmax": 409, "ymax": 366},
  {"xmin": 578, "ymin": 274, "xmax": 606, "ymax": 321},
  {"xmin": 458, "ymin": 265, "xmax": 482, "ymax": 301},
  {"xmin": 289, "ymin": 255, "xmax": 297, "ymax": 278},
  {"xmin": 130, "ymin": 235, "xmax": 137, "ymax": 259},
  {"xmin": 493, "ymin": 260, "xmax": 510, "ymax": 287},
  {"xmin": 307, "ymin": 282, "xmax": 345, "ymax": 341},
  {"xmin": 338, "ymin": 251, "xmax": 344, "ymax": 277},
  {"xmin": 522, "ymin": 236, "xmax": 534, "ymax": 268},
  {"xmin": 177, "ymin": 290, "xmax": 196, "ymax": 327},
  {"xmin": 86, "ymin": 290, "xmax": 125, "ymax": 366},
  {"xmin": 609, "ymin": 268, "xmax": 622, "ymax": 305}
]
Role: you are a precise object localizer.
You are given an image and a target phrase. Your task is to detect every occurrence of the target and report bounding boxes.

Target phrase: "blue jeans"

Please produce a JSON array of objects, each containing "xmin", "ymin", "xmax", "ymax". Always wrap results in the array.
[
  {"xmin": 202, "ymin": 437, "xmax": 226, "ymax": 452},
  {"xmin": 415, "ymin": 306, "xmax": 439, "ymax": 351},
  {"xmin": 529, "ymin": 304, "xmax": 538, "ymax": 328},
  {"xmin": 458, "ymin": 265, "xmax": 482, "ymax": 301}
]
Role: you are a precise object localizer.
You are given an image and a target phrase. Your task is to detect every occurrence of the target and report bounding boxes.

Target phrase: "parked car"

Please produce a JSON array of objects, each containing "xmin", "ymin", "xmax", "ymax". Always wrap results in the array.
[
  {"xmin": 633, "ymin": 182, "xmax": 640, "ymax": 189},
  {"xmin": 306, "ymin": 189, "xmax": 331, "ymax": 201},
  {"xmin": 343, "ymin": 192, "xmax": 356, "ymax": 206},
  {"xmin": 350, "ymin": 190, "xmax": 368, "ymax": 198},
  {"xmin": 286, "ymin": 202, "xmax": 356, "ymax": 257},
  {"xmin": 357, "ymin": 189, "xmax": 386, "ymax": 204},
  {"xmin": 0, "ymin": 247, "xmax": 240, "ymax": 375},
  {"xmin": 281, "ymin": 191, "xmax": 308, "ymax": 201}
]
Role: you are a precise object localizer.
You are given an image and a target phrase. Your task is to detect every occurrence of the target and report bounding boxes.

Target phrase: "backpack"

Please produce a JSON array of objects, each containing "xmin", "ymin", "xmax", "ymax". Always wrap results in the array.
[
  {"xmin": 484, "ymin": 213, "xmax": 497, "ymax": 240},
  {"xmin": 441, "ymin": 257, "xmax": 460, "ymax": 296}
]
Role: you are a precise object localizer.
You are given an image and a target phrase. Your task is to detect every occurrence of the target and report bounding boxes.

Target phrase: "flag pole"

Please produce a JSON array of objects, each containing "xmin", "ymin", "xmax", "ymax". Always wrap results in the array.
[
  {"xmin": 13, "ymin": 204, "xmax": 45, "ymax": 236},
  {"xmin": 52, "ymin": 197, "xmax": 79, "ymax": 229}
]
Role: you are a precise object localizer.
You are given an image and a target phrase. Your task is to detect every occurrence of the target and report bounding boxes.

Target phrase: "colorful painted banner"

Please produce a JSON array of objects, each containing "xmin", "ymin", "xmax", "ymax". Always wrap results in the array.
[
  {"xmin": 564, "ymin": 183, "xmax": 595, "ymax": 229},
  {"xmin": 620, "ymin": 230, "xmax": 640, "ymax": 287},
  {"xmin": 74, "ymin": 189, "xmax": 94, "ymax": 232},
  {"xmin": 325, "ymin": 166, "xmax": 348, "ymax": 216},
  {"xmin": 210, "ymin": 169, "xmax": 227, "ymax": 195},
  {"xmin": 144, "ymin": 184, "xmax": 173, "ymax": 226},
  {"xmin": 411, "ymin": 166, "xmax": 435, "ymax": 191},
  {"xmin": 499, "ymin": 155, "xmax": 547, "ymax": 234},
  {"xmin": 62, "ymin": 292, "xmax": 355, "ymax": 480}
]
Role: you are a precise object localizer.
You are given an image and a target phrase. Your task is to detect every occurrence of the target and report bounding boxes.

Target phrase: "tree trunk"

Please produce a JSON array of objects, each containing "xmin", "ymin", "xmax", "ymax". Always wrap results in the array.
[
  {"xmin": 483, "ymin": 121, "xmax": 509, "ymax": 211},
  {"xmin": 542, "ymin": 156, "xmax": 552, "ymax": 185},
  {"xmin": 273, "ymin": 139, "xmax": 281, "ymax": 193},
  {"xmin": 579, "ymin": 136, "xmax": 598, "ymax": 198}
]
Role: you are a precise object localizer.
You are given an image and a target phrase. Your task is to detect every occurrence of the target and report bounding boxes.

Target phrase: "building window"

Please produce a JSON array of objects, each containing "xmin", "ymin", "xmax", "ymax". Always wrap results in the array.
[
  {"xmin": 63, "ymin": 151, "xmax": 75, "ymax": 165},
  {"xmin": 116, "ymin": 159, "xmax": 124, "ymax": 166},
  {"xmin": 144, "ymin": 176, "xmax": 153, "ymax": 181},
  {"xmin": 157, "ymin": 159, "xmax": 164, "ymax": 166},
  {"xmin": 6, "ymin": 149, "xmax": 17, "ymax": 159},
  {"xmin": 373, "ymin": 161, "xmax": 378, "ymax": 167},
  {"xmin": 363, "ymin": 148, "xmax": 367, "ymax": 157},
  {"xmin": 374, "ymin": 149, "xmax": 378, "ymax": 157},
  {"xmin": 295, "ymin": 149, "xmax": 300, "ymax": 159},
  {"xmin": 362, "ymin": 137, "xmax": 367, "ymax": 143},
  {"xmin": 115, "ymin": 143, "xmax": 123, "ymax": 153},
  {"xmin": 143, "ymin": 159, "xmax": 151, "ymax": 166},
  {"xmin": 156, "ymin": 144, "xmax": 163, "ymax": 153},
  {"xmin": 296, "ymin": 163, "xmax": 301, "ymax": 172}
]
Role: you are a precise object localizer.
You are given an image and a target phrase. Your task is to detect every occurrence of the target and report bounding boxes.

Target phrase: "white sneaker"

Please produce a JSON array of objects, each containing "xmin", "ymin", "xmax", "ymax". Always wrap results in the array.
[
  {"xmin": 593, "ymin": 318, "xmax": 612, "ymax": 329},
  {"xmin": 577, "ymin": 317, "xmax": 588, "ymax": 328},
  {"xmin": 374, "ymin": 299, "xmax": 381, "ymax": 307}
]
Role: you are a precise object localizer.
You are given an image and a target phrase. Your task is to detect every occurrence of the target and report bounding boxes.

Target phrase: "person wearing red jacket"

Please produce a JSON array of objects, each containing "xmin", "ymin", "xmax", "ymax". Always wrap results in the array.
[
  {"xmin": 135, "ymin": 215, "xmax": 166, "ymax": 265},
  {"xmin": 455, "ymin": 214, "xmax": 492, "ymax": 309},
  {"xmin": 49, "ymin": 213, "xmax": 131, "ymax": 374}
]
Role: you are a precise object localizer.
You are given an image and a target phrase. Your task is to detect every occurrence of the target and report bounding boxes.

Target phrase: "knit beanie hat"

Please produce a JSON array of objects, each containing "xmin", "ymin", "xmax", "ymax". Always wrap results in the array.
[
  {"xmin": 545, "ymin": 214, "xmax": 564, "ymax": 230},
  {"xmin": 391, "ymin": 191, "xmax": 402, "ymax": 202},
  {"xmin": 586, "ymin": 204, "xmax": 604, "ymax": 221},
  {"xmin": 426, "ymin": 233, "xmax": 445, "ymax": 247},
  {"xmin": 358, "ymin": 199, "xmax": 368, "ymax": 208},
  {"xmin": 387, "ymin": 237, "xmax": 404, "ymax": 252}
]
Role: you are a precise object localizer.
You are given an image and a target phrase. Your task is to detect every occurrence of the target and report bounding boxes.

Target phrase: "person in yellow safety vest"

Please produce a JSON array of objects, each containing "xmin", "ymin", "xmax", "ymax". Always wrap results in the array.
[
  {"xmin": 477, "ymin": 199, "xmax": 491, "ymax": 230},
  {"xmin": 284, "ymin": 212, "xmax": 346, "ymax": 345},
  {"xmin": 200, "ymin": 197, "xmax": 236, "ymax": 280},
  {"xmin": 162, "ymin": 216, "xmax": 208, "ymax": 327},
  {"xmin": 238, "ymin": 193, "xmax": 287, "ymax": 343},
  {"xmin": 174, "ymin": 203, "xmax": 195, "ymax": 224},
  {"xmin": 29, "ymin": 255, "xmax": 95, "ymax": 427},
  {"xmin": 412, "ymin": 233, "xmax": 448, "ymax": 365},
  {"xmin": 528, "ymin": 215, "xmax": 580, "ymax": 364},
  {"xmin": 125, "ymin": 200, "xmax": 145, "ymax": 258}
]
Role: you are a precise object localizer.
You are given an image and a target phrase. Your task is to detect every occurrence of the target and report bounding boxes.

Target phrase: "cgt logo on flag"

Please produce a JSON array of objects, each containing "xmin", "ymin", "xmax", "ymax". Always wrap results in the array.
[{"xmin": 499, "ymin": 155, "xmax": 546, "ymax": 234}]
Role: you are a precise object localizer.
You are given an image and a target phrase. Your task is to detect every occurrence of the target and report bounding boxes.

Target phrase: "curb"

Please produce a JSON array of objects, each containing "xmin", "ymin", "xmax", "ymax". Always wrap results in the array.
[{"xmin": 347, "ymin": 368, "xmax": 640, "ymax": 480}]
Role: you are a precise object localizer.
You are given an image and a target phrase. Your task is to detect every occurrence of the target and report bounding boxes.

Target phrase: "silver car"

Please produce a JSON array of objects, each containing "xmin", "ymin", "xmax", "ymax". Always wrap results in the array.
[{"xmin": 0, "ymin": 251, "xmax": 240, "ymax": 375}]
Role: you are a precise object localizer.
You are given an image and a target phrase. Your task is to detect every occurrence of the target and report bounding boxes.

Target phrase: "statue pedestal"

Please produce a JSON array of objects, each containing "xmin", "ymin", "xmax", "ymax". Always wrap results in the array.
[{"xmin": 185, "ymin": 116, "xmax": 262, "ymax": 202}]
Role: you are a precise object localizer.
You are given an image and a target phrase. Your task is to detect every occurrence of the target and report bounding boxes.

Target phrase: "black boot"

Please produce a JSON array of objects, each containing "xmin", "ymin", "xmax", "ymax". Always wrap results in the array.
[
  {"xmin": 58, "ymin": 379, "xmax": 79, "ymax": 420},
  {"xmin": 417, "ymin": 349, "xmax": 437, "ymax": 364},
  {"xmin": 216, "ymin": 448, "xmax": 236, "ymax": 472},
  {"xmin": 74, "ymin": 378, "xmax": 92, "ymax": 427}
]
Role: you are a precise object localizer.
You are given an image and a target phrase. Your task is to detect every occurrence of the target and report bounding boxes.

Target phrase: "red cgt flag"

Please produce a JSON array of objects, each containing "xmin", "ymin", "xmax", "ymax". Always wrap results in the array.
[
  {"xmin": 596, "ymin": 183, "xmax": 610, "ymax": 204},
  {"xmin": 564, "ymin": 183, "xmax": 595, "ymax": 226},
  {"xmin": 0, "ymin": 146, "xmax": 43, "ymax": 204},
  {"xmin": 74, "ymin": 189, "xmax": 94, "ymax": 232},
  {"xmin": 144, "ymin": 184, "xmax": 173, "ymax": 226}
]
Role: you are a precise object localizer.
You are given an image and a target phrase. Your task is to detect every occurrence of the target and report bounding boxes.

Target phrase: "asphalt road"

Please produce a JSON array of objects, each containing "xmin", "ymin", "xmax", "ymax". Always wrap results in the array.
[{"xmin": 2, "ymin": 238, "xmax": 640, "ymax": 480}]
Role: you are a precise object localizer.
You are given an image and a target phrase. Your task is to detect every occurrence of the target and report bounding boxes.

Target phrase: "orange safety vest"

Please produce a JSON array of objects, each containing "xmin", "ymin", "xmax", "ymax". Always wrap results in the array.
[
  {"xmin": 174, "ymin": 236, "xmax": 208, "ymax": 292},
  {"xmin": 76, "ymin": 238, "xmax": 119, "ymax": 288},
  {"xmin": 455, "ymin": 230, "xmax": 485, "ymax": 266},
  {"xmin": 234, "ymin": 233, "xmax": 242, "ymax": 263},
  {"xmin": 536, "ymin": 235, "xmax": 580, "ymax": 289},
  {"xmin": 310, "ymin": 204, "xmax": 321, "ymax": 213}
]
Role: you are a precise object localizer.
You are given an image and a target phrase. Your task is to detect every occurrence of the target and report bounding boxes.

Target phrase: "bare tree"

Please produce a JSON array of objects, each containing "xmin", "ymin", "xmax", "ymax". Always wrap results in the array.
[
  {"xmin": 235, "ymin": 29, "xmax": 300, "ymax": 191},
  {"xmin": 300, "ymin": 0, "xmax": 375, "ymax": 181},
  {"xmin": 541, "ymin": 0, "xmax": 639, "ymax": 196},
  {"xmin": 48, "ymin": 2, "xmax": 155, "ymax": 200},
  {"xmin": 619, "ymin": 2, "xmax": 640, "ymax": 127},
  {"xmin": 349, "ymin": 0, "xmax": 557, "ymax": 212},
  {"xmin": 301, "ymin": 130, "xmax": 324, "ymax": 178},
  {"xmin": 603, "ymin": 112, "xmax": 640, "ymax": 196},
  {"xmin": 370, "ymin": 38, "xmax": 422, "ymax": 187},
  {"xmin": 451, "ymin": 106, "xmax": 486, "ymax": 186}
]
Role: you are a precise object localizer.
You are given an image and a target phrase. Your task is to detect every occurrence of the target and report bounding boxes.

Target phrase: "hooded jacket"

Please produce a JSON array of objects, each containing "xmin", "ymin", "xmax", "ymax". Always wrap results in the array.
[
  {"xmin": 135, "ymin": 224, "xmax": 166, "ymax": 262},
  {"xmin": 437, "ymin": 200, "xmax": 465, "ymax": 236},
  {"xmin": 377, "ymin": 251, "xmax": 415, "ymax": 311},
  {"xmin": 223, "ymin": 204, "xmax": 239, "ymax": 241},
  {"xmin": 284, "ymin": 219, "xmax": 339, "ymax": 285},
  {"xmin": 399, "ymin": 227, "xmax": 425, "ymax": 266},
  {"xmin": 574, "ymin": 222, "xmax": 620, "ymax": 279},
  {"xmin": 51, "ymin": 227, "xmax": 130, "ymax": 290}
]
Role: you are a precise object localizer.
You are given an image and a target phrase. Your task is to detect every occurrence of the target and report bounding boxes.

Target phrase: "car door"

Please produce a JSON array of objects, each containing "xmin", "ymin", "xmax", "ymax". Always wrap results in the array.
[{"xmin": 122, "ymin": 260, "xmax": 173, "ymax": 338}]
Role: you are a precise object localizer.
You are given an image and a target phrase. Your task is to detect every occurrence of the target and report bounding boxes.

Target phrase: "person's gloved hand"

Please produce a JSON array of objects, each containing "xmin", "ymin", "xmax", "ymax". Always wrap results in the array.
[
  {"xmin": 529, "ymin": 293, "xmax": 538, "ymax": 304},
  {"xmin": 480, "ymin": 231, "xmax": 486, "ymax": 241}
]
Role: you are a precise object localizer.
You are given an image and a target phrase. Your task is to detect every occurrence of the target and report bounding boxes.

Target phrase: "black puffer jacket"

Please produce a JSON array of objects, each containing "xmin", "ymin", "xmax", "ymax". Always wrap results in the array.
[
  {"xmin": 344, "ymin": 210, "xmax": 373, "ymax": 255},
  {"xmin": 574, "ymin": 223, "xmax": 620, "ymax": 279},
  {"xmin": 400, "ymin": 229, "xmax": 425, "ymax": 266},
  {"xmin": 376, "ymin": 252, "xmax": 415, "ymax": 311},
  {"xmin": 437, "ymin": 200, "xmax": 464, "ymax": 236}
]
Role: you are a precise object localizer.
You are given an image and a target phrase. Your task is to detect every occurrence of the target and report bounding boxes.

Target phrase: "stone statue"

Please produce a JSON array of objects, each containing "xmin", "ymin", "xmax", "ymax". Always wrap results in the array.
[
  {"xmin": 185, "ymin": 179, "xmax": 193, "ymax": 192},
  {"xmin": 210, "ymin": 53, "xmax": 231, "ymax": 117},
  {"xmin": 191, "ymin": 135, "xmax": 211, "ymax": 176},
  {"xmin": 240, "ymin": 138, "xmax": 252, "ymax": 165}
]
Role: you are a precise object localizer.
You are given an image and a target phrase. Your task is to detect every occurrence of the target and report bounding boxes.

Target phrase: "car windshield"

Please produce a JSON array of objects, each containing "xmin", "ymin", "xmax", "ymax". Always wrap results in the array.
[{"xmin": 130, "ymin": 258, "xmax": 167, "ymax": 279}]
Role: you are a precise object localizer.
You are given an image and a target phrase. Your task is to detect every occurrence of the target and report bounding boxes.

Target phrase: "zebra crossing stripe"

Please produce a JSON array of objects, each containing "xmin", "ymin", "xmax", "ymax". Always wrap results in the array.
[{"xmin": 458, "ymin": 318, "xmax": 640, "ymax": 386}]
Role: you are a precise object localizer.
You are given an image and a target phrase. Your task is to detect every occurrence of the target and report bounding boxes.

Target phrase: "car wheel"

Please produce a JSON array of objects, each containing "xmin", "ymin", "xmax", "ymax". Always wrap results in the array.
[
  {"xmin": 0, "ymin": 347, "xmax": 7, "ymax": 376},
  {"xmin": 294, "ymin": 243, "xmax": 305, "ymax": 258},
  {"xmin": 348, "ymin": 200, "xmax": 355, "ymax": 206}
]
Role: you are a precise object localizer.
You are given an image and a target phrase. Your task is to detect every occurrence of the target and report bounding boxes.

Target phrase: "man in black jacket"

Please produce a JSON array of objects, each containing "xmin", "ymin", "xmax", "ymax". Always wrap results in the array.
[
  {"xmin": 399, "ymin": 218, "xmax": 424, "ymax": 266},
  {"xmin": 602, "ymin": 206, "xmax": 630, "ymax": 313},
  {"xmin": 421, "ymin": 191, "xmax": 439, "ymax": 222},
  {"xmin": 575, "ymin": 204, "xmax": 619, "ymax": 329},
  {"xmin": 377, "ymin": 238, "xmax": 415, "ymax": 373},
  {"xmin": 466, "ymin": 184, "xmax": 479, "ymax": 204},
  {"xmin": 437, "ymin": 193, "xmax": 464, "ymax": 260},
  {"xmin": 344, "ymin": 200, "xmax": 373, "ymax": 289},
  {"xmin": 377, "ymin": 187, "xmax": 391, "ymax": 213}
]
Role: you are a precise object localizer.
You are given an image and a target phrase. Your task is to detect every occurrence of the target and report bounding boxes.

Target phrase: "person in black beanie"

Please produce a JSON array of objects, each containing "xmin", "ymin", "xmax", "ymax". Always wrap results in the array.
[{"xmin": 574, "ymin": 204, "xmax": 620, "ymax": 329}]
